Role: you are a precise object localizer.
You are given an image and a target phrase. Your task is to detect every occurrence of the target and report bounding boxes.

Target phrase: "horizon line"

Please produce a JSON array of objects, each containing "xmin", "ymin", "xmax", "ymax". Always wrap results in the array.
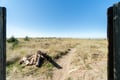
[{"xmin": 6, "ymin": 36, "xmax": 107, "ymax": 39}]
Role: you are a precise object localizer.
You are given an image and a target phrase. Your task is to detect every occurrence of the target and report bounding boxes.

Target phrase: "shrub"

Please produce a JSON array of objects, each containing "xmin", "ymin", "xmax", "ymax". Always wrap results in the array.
[
  {"xmin": 24, "ymin": 36, "xmax": 29, "ymax": 41},
  {"xmin": 7, "ymin": 36, "xmax": 19, "ymax": 49},
  {"xmin": 7, "ymin": 36, "xmax": 18, "ymax": 43}
]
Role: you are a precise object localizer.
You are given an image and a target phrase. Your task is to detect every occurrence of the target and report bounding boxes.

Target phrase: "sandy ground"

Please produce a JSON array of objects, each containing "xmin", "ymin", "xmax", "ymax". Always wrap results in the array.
[
  {"xmin": 52, "ymin": 46, "xmax": 77, "ymax": 80},
  {"xmin": 52, "ymin": 44, "xmax": 107, "ymax": 80}
]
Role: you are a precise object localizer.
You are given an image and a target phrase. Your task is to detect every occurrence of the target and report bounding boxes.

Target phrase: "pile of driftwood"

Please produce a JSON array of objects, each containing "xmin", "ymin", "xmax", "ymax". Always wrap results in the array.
[
  {"xmin": 19, "ymin": 50, "xmax": 46, "ymax": 67},
  {"xmin": 20, "ymin": 50, "xmax": 62, "ymax": 69}
]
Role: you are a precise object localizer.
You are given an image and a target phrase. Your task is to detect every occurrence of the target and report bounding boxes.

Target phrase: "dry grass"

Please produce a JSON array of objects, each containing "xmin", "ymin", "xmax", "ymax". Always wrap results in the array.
[
  {"xmin": 6, "ymin": 38, "xmax": 107, "ymax": 80},
  {"xmin": 7, "ymin": 38, "xmax": 79, "ymax": 79},
  {"xmin": 69, "ymin": 39, "xmax": 108, "ymax": 80}
]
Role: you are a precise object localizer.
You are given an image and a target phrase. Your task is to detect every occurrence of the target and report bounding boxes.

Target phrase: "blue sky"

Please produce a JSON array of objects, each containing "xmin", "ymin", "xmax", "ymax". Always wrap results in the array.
[{"xmin": 0, "ymin": 0, "xmax": 119, "ymax": 38}]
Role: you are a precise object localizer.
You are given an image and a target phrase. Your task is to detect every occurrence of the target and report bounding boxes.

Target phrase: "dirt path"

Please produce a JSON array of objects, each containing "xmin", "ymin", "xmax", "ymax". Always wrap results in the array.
[{"xmin": 52, "ymin": 46, "xmax": 77, "ymax": 80}]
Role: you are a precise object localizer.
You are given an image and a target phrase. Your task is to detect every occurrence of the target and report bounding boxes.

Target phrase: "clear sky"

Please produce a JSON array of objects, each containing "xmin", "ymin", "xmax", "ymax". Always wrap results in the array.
[{"xmin": 0, "ymin": 0, "xmax": 119, "ymax": 38}]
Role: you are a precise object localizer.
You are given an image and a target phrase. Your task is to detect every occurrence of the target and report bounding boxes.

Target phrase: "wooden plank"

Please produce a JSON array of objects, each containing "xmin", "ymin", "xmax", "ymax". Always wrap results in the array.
[
  {"xmin": 107, "ymin": 6, "xmax": 114, "ymax": 80},
  {"xmin": 113, "ymin": 3, "xmax": 120, "ymax": 80},
  {"xmin": 107, "ymin": 2, "xmax": 120, "ymax": 80},
  {"xmin": 0, "ymin": 7, "xmax": 6, "ymax": 80}
]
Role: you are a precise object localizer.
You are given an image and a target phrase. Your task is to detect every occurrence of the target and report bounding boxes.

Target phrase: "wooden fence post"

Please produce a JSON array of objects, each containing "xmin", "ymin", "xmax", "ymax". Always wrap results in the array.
[
  {"xmin": 107, "ymin": 6, "xmax": 114, "ymax": 80},
  {"xmin": 107, "ymin": 2, "xmax": 120, "ymax": 80},
  {"xmin": 0, "ymin": 7, "xmax": 6, "ymax": 80}
]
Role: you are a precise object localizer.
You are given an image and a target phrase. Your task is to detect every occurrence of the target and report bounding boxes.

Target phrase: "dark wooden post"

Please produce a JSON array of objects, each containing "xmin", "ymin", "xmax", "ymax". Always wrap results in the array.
[
  {"xmin": 0, "ymin": 7, "xmax": 6, "ymax": 80},
  {"xmin": 107, "ymin": 2, "xmax": 120, "ymax": 80},
  {"xmin": 107, "ymin": 6, "xmax": 114, "ymax": 80},
  {"xmin": 113, "ymin": 3, "xmax": 120, "ymax": 80}
]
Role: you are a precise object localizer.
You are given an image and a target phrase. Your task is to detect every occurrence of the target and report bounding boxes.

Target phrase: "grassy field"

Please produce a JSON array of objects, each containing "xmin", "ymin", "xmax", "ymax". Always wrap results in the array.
[{"xmin": 6, "ymin": 37, "xmax": 108, "ymax": 80}]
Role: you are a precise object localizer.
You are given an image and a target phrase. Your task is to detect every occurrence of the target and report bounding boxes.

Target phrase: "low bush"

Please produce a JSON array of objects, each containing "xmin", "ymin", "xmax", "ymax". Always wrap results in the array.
[
  {"xmin": 7, "ymin": 36, "xmax": 18, "ymax": 43},
  {"xmin": 24, "ymin": 36, "xmax": 30, "ymax": 41},
  {"xmin": 7, "ymin": 36, "xmax": 19, "ymax": 49}
]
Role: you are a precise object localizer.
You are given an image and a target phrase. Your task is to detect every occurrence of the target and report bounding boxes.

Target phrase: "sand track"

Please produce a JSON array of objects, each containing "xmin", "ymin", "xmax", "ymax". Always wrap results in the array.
[{"xmin": 52, "ymin": 46, "xmax": 78, "ymax": 80}]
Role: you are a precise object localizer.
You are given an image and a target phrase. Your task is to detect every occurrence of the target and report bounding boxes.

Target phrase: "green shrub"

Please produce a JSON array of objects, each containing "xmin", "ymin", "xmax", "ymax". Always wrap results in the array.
[
  {"xmin": 7, "ymin": 36, "xmax": 19, "ymax": 49},
  {"xmin": 7, "ymin": 36, "xmax": 18, "ymax": 43},
  {"xmin": 24, "ymin": 36, "xmax": 29, "ymax": 41}
]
